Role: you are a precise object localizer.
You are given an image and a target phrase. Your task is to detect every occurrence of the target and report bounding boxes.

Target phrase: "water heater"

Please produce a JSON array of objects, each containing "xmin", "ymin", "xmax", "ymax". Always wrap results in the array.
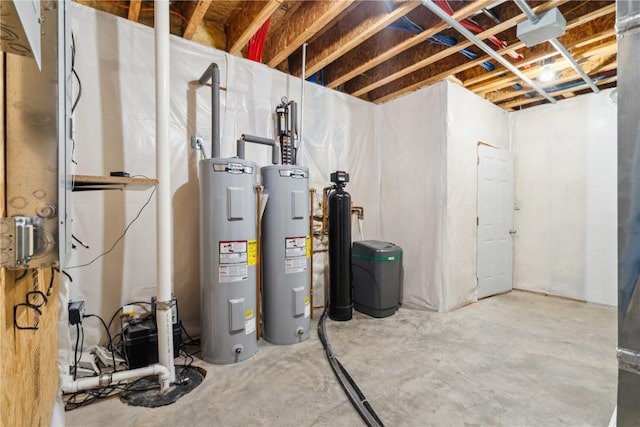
[
  {"xmin": 261, "ymin": 165, "xmax": 311, "ymax": 344},
  {"xmin": 199, "ymin": 158, "xmax": 258, "ymax": 363}
]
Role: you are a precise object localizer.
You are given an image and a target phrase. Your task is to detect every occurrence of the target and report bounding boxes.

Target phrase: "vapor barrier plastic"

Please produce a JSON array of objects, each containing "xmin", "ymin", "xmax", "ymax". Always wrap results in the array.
[
  {"xmin": 67, "ymin": 3, "xmax": 379, "ymax": 345},
  {"xmin": 445, "ymin": 82, "xmax": 509, "ymax": 311},
  {"xmin": 379, "ymin": 82, "xmax": 448, "ymax": 311},
  {"xmin": 510, "ymin": 89, "xmax": 617, "ymax": 306}
]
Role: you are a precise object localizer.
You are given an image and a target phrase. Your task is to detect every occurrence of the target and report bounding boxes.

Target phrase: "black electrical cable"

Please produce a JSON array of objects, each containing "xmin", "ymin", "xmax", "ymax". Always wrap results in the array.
[
  {"xmin": 318, "ymin": 306, "xmax": 385, "ymax": 427},
  {"xmin": 65, "ymin": 187, "xmax": 156, "ymax": 270},
  {"xmin": 84, "ymin": 313, "xmax": 117, "ymax": 372},
  {"xmin": 73, "ymin": 323, "xmax": 80, "ymax": 380}
]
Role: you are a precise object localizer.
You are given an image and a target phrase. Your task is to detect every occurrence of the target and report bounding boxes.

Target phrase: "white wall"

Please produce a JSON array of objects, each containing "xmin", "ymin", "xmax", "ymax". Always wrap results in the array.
[
  {"xmin": 68, "ymin": 4, "xmax": 379, "ymax": 342},
  {"xmin": 379, "ymin": 82, "xmax": 448, "ymax": 311},
  {"xmin": 379, "ymin": 81, "xmax": 509, "ymax": 312},
  {"xmin": 510, "ymin": 89, "xmax": 617, "ymax": 306},
  {"xmin": 445, "ymin": 82, "xmax": 510, "ymax": 310}
]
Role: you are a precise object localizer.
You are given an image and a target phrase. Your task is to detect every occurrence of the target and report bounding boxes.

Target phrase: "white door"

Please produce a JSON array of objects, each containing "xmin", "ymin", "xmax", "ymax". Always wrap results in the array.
[{"xmin": 477, "ymin": 144, "xmax": 514, "ymax": 299}]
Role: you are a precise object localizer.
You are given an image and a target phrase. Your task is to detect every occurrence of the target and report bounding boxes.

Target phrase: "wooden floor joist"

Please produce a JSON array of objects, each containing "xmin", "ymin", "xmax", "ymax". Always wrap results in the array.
[
  {"xmin": 323, "ymin": 0, "xmax": 492, "ymax": 90},
  {"xmin": 226, "ymin": 0, "xmax": 283, "ymax": 55},
  {"xmin": 183, "ymin": 0, "xmax": 213, "ymax": 40},
  {"xmin": 287, "ymin": 0, "xmax": 421, "ymax": 78},
  {"xmin": 262, "ymin": 0, "xmax": 354, "ymax": 68},
  {"xmin": 127, "ymin": 0, "xmax": 142, "ymax": 22}
]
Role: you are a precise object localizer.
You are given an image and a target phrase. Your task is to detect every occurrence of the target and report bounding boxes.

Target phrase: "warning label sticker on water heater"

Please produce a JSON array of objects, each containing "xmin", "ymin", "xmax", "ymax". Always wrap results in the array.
[
  {"xmin": 285, "ymin": 237, "xmax": 308, "ymax": 274},
  {"xmin": 219, "ymin": 240, "xmax": 249, "ymax": 283}
]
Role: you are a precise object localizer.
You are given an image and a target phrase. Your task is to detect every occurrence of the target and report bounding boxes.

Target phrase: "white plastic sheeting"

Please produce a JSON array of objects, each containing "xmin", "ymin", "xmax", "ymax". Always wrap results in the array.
[
  {"xmin": 68, "ymin": 3, "xmax": 379, "ymax": 342},
  {"xmin": 445, "ymin": 83, "xmax": 509, "ymax": 310},
  {"xmin": 510, "ymin": 89, "xmax": 617, "ymax": 306},
  {"xmin": 379, "ymin": 83, "xmax": 447, "ymax": 311},
  {"xmin": 379, "ymin": 81, "xmax": 508, "ymax": 312}
]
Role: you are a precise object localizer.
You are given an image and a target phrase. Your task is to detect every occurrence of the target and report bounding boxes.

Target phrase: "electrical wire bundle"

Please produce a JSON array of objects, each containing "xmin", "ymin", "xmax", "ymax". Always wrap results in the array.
[
  {"xmin": 317, "ymin": 307, "xmax": 384, "ymax": 427},
  {"xmin": 64, "ymin": 302, "xmax": 200, "ymax": 411}
]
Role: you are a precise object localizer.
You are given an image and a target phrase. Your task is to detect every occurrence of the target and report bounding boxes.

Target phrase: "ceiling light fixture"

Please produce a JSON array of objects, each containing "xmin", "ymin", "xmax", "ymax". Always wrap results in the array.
[{"xmin": 538, "ymin": 63, "xmax": 556, "ymax": 83}]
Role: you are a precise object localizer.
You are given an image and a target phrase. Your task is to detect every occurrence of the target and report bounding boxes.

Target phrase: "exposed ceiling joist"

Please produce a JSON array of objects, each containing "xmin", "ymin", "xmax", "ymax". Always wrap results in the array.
[
  {"xmin": 471, "ymin": 35, "xmax": 616, "ymax": 95},
  {"xmin": 324, "ymin": 0, "xmax": 492, "ymax": 89},
  {"xmin": 183, "ymin": 0, "xmax": 214, "ymax": 40},
  {"xmin": 462, "ymin": 3, "xmax": 616, "ymax": 88},
  {"xmin": 226, "ymin": 0, "xmax": 283, "ymax": 55},
  {"xmin": 76, "ymin": 0, "xmax": 617, "ymax": 111},
  {"xmin": 287, "ymin": 1, "xmax": 421, "ymax": 78},
  {"xmin": 128, "ymin": 0, "xmax": 142, "ymax": 22},
  {"xmin": 368, "ymin": 2, "xmax": 613, "ymax": 104},
  {"xmin": 346, "ymin": 0, "xmax": 568, "ymax": 97},
  {"xmin": 263, "ymin": 0, "xmax": 355, "ymax": 68}
]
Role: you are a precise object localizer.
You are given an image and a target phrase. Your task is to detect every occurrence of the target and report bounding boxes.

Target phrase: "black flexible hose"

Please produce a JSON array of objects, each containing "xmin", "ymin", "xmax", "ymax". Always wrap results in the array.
[{"xmin": 317, "ymin": 306, "xmax": 384, "ymax": 427}]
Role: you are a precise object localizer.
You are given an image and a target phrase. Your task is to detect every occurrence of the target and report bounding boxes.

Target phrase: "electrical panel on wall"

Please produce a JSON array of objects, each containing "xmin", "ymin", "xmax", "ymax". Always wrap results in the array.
[{"xmin": 2, "ymin": 0, "xmax": 72, "ymax": 269}]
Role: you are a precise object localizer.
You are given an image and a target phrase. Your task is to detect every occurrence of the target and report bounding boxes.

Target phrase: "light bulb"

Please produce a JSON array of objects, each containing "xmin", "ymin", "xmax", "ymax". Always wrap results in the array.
[{"xmin": 538, "ymin": 65, "xmax": 555, "ymax": 83}]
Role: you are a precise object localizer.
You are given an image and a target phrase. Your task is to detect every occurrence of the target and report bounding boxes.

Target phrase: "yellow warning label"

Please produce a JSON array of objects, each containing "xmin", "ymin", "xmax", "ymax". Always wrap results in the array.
[
  {"xmin": 248, "ymin": 240, "xmax": 257, "ymax": 266},
  {"xmin": 306, "ymin": 236, "xmax": 311, "ymax": 258},
  {"xmin": 304, "ymin": 296, "xmax": 310, "ymax": 304},
  {"xmin": 245, "ymin": 308, "xmax": 254, "ymax": 319}
]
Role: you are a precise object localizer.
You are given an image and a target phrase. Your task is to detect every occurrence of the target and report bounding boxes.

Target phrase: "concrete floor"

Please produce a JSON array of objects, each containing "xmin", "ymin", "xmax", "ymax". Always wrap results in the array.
[{"xmin": 66, "ymin": 290, "xmax": 617, "ymax": 426}]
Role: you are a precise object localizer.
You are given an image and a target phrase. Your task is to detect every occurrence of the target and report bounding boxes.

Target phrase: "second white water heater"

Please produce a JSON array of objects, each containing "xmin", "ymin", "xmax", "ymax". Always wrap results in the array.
[
  {"xmin": 200, "ymin": 158, "xmax": 258, "ymax": 363},
  {"xmin": 261, "ymin": 165, "xmax": 310, "ymax": 344}
]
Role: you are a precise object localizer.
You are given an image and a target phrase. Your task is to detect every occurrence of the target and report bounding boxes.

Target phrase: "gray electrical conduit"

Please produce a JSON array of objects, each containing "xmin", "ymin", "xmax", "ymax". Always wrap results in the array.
[
  {"xmin": 420, "ymin": 0, "xmax": 556, "ymax": 104},
  {"xmin": 512, "ymin": 0, "xmax": 599, "ymax": 93}
]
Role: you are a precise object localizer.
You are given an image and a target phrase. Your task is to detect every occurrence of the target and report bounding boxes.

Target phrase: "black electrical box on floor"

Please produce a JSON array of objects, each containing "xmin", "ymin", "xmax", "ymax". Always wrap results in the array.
[
  {"xmin": 352, "ymin": 240, "xmax": 403, "ymax": 318},
  {"xmin": 123, "ymin": 319, "xmax": 182, "ymax": 369}
]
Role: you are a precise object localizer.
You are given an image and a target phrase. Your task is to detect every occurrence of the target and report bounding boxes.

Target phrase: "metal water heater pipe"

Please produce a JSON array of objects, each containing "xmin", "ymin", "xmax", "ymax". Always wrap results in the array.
[{"xmin": 198, "ymin": 63, "xmax": 221, "ymax": 158}]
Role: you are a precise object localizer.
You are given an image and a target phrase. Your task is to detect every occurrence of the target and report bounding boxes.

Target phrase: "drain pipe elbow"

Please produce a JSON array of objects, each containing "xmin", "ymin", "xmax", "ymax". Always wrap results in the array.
[{"xmin": 238, "ymin": 134, "xmax": 279, "ymax": 164}]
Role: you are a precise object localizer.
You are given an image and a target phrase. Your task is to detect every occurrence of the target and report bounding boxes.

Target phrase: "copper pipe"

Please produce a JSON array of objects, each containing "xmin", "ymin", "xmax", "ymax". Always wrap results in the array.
[
  {"xmin": 255, "ymin": 184, "xmax": 263, "ymax": 340},
  {"xmin": 351, "ymin": 206, "xmax": 364, "ymax": 219},
  {"xmin": 309, "ymin": 188, "xmax": 315, "ymax": 319},
  {"xmin": 321, "ymin": 186, "xmax": 332, "ymax": 234}
]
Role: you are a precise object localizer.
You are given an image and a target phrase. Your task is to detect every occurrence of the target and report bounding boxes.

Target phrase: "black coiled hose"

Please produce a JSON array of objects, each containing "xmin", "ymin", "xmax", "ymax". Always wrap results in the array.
[{"xmin": 317, "ymin": 306, "xmax": 385, "ymax": 427}]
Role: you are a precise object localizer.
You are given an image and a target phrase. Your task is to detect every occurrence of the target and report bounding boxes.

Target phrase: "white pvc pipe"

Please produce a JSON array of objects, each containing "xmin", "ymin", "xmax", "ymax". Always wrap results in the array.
[
  {"xmin": 61, "ymin": 364, "xmax": 170, "ymax": 394},
  {"xmin": 155, "ymin": 0, "xmax": 175, "ymax": 388},
  {"xmin": 421, "ymin": 0, "xmax": 556, "ymax": 104}
]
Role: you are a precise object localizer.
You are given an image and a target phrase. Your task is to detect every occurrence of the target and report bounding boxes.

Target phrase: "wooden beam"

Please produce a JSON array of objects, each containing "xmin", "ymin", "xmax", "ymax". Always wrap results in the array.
[
  {"xmin": 287, "ymin": 1, "xmax": 421, "ymax": 78},
  {"xmin": 128, "ymin": 0, "xmax": 142, "ymax": 22},
  {"xmin": 346, "ymin": 0, "xmax": 567, "ymax": 97},
  {"xmin": 183, "ymin": 0, "xmax": 213, "ymax": 41},
  {"xmin": 461, "ymin": 3, "xmax": 616, "ymax": 87},
  {"xmin": 368, "ymin": 4, "xmax": 614, "ymax": 104},
  {"xmin": 498, "ymin": 75, "xmax": 617, "ymax": 110},
  {"xmin": 323, "ymin": 0, "xmax": 492, "ymax": 89},
  {"xmin": 226, "ymin": 0, "xmax": 282, "ymax": 55},
  {"xmin": 488, "ymin": 58, "xmax": 617, "ymax": 103},
  {"xmin": 262, "ymin": 0, "xmax": 355, "ymax": 69},
  {"xmin": 473, "ymin": 36, "xmax": 616, "ymax": 96}
]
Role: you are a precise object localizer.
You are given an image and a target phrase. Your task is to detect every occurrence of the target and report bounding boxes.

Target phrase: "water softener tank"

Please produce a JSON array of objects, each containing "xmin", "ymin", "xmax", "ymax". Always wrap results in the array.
[
  {"xmin": 200, "ymin": 158, "xmax": 258, "ymax": 363},
  {"xmin": 328, "ymin": 171, "xmax": 352, "ymax": 321},
  {"xmin": 261, "ymin": 165, "xmax": 311, "ymax": 344}
]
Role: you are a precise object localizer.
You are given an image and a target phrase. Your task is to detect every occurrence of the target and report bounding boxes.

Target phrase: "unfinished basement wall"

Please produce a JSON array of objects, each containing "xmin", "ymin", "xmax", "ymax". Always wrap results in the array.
[
  {"xmin": 67, "ymin": 3, "xmax": 379, "ymax": 342},
  {"xmin": 445, "ymin": 82, "xmax": 510, "ymax": 311},
  {"xmin": 379, "ymin": 82, "xmax": 448, "ymax": 311},
  {"xmin": 510, "ymin": 89, "xmax": 617, "ymax": 306}
]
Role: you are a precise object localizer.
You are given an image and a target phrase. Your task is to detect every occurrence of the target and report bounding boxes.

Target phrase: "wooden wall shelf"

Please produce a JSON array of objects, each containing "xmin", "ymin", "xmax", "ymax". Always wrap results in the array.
[{"xmin": 72, "ymin": 175, "xmax": 158, "ymax": 191}]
